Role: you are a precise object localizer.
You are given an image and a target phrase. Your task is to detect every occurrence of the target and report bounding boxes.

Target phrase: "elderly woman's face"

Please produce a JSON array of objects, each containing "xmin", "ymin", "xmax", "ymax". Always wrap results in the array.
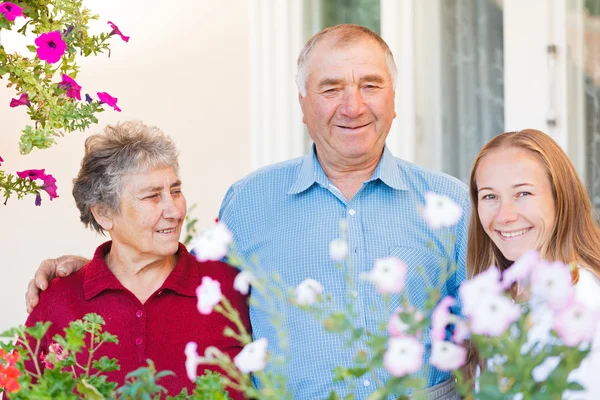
[{"xmin": 108, "ymin": 166, "xmax": 186, "ymax": 257}]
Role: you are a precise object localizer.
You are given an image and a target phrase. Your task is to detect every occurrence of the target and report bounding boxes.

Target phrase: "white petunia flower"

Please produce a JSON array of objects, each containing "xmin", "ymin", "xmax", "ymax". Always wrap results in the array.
[
  {"xmin": 234, "ymin": 338, "xmax": 268, "ymax": 373},
  {"xmin": 383, "ymin": 336, "xmax": 424, "ymax": 377},
  {"xmin": 329, "ymin": 238, "xmax": 349, "ymax": 261},
  {"xmin": 459, "ymin": 266, "xmax": 502, "ymax": 317},
  {"xmin": 553, "ymin": 301, "xmax": 600, "ymax": 346},
  {"xmin": 233, "ymin": 270, "xmax": 256, "ymax": 295},
  {"xmin": 430, "ymin": 340, "xmax": 467, "ymax": 371},
  {"xmin": 530, "ymin": 260, "xmax": 575, "ymax": 311},
  {"xmin": 501, "ymin": 249, "xmax": 541, "ymax": 289},
  {"xmin": 190, "ymin": 222, "xmax": 233, "ymax": 262},
  {"xmin": 184, "ymin": 342, "xmax": 200, "ymax": 382},
  {"xmin": 469, "ymin": 293, "xmax": 521, "ymax": 337},
  {"xmin": 361, "ymin": 257, "xmax": 407, "ymax": 294},
  {"xmin": 421, "ymin": 192, "xmax": 463, "ymax": 229},
  {"xmin": 196, "ymin": 276, "xmax": 222, "ymax": 315},
  {"xmin": 294, "ymin": 278, "xmax": 324, "ymax": 306}
]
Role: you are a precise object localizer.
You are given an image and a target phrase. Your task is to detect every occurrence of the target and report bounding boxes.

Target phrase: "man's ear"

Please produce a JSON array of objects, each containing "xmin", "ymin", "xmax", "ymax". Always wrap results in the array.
[
  {"xmin": 298, "ymin": 92, "xmax": 307, "ymax": 124},
  {"xmin": 90, "ymin": 205, "xmax": 114, "ymax": 231}
]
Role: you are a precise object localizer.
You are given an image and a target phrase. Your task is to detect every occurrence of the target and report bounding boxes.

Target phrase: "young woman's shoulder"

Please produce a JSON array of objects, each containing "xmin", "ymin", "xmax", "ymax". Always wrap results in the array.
[{"xmin": 575, "ymin": 267, "xmax": 600, "ymax": 309}]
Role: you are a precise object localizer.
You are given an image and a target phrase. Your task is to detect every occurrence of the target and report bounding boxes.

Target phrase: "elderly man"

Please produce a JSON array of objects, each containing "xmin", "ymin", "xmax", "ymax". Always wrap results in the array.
[{"xmin": 27, "ymin": 25, "xmax": 468, "ymax": 399}]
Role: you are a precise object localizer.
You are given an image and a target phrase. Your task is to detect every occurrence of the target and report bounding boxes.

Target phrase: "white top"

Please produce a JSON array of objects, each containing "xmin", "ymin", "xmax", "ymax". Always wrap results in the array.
[{"xmin": 528, "ymin": 268, "xmax": 600, "ymax": 399}]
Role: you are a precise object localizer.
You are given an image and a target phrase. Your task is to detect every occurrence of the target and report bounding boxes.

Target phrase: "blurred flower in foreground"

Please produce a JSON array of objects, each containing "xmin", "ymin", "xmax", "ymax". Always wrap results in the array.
[{"xmin": 421, "ymin": 192, "xmax": 462, "ymax": 229}]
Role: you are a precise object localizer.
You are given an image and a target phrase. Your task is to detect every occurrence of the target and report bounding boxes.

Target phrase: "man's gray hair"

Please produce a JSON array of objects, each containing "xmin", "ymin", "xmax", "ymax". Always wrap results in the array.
[
  {"xmin": 295, "ymin": 24, "xmax": 398, "ymax": 96},
  {"xmin": 72, "ymin": 121, "xmax": 179, "ymax": 234}
]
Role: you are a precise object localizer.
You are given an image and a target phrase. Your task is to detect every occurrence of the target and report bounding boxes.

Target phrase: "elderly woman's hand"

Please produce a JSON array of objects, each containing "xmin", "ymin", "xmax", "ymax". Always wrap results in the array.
[{"xmin": 26, "ymin": 255, "xmax": 89, "ymax": 313}]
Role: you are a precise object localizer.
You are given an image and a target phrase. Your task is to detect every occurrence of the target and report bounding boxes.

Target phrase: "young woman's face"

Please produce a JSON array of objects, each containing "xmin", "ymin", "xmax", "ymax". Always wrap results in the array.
[{"xmin": 475, "ymin": 147, "xmax": 556, "ymax": 262}]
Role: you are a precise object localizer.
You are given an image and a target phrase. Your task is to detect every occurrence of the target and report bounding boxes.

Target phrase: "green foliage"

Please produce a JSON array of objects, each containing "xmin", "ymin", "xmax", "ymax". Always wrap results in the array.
[
  {"xmin": 1, "ymin": 0, "xmax": 118, "ymax": 155},
  {"xmin": 0, "ymin": 169, "xmax": 44, "ymax": 205}
]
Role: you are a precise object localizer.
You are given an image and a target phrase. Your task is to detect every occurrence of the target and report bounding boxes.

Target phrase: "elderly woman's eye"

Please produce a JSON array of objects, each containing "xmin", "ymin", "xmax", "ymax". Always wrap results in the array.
[{"xmin": 144, "ymin": 194, "xmax": 159, "ymax": 200}]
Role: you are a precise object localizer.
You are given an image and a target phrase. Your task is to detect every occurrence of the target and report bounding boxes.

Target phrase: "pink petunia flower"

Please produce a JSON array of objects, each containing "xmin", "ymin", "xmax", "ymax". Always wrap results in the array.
[
  {"xmin": 0, "ymin": 155, "xmax": 3, "ymax": 166},
  {"xmin": 233, "ymin": 338, "xmax": 268, "ymax": 374},
  {"xmin": 501, "ymin": 250, "xmax": 541, "ymax": 289},
  {"xmin": 459, "ymin": 266, "xmax": 502, "ymax": 317},
  {"xmin": 97, "ymin": 92, "xmax": 121, "ymax": 112},
  {"xmin": 430, "ymin": 340, "xmax": 467, "ymax": 371},
  {"xmin": 469, "ymin": 293, "xmax": 521, "ymax": 337},
  {"xmin": 383, "ymin": 336, "xmax": 424, "ymax": 377},
  {"xmin": 0, "ymin": 2, "xmax": 24, "ymax": 22},
  {"xmin": 58, "ymin": 74, "xmax": 82, "ymax": 100},
  {"xmin": 196, "ymin": 276, "xmax": 222, "ymax": 315},
  {"xmin": 16, "ymin": 168, "xmax": 47, "ymax": 180},
  {"xmin": 530, "ymin": 260, "xmax": 575, "ymax": 311},
  {"xmin": 107, "ymin": 21, "xmax": 130, "ymax": 42},
  {"xmin": 10, "ymin": 93, "xmax": 31, "ymax": 108},
  {"xmin": 41, "ymin": 174, "xmax": 58, "ymax": 200},
  {"xmin": 35, "ymin": 31, "xmax": 67, "ymax": 64},
  {"xmin": 553, "ymin": 300, "xmax": 600, "ymax": 347},
  {"xmin": 361, "ymin": 257, "xmax": 407, "ymax": 294},
  {"xmin": 431, "ymin": 296, "xmax": 455, "ymax": 341}
]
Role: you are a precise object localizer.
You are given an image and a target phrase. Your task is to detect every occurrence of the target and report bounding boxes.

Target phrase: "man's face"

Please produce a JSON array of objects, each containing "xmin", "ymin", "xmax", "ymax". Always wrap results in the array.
[{"xmin": 299, "ymin": 37, "xmax": 396, "ymax": 168}]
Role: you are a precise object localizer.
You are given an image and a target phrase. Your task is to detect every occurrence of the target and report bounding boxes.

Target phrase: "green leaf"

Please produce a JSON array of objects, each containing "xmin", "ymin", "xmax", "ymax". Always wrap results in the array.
[
  {"xmin": 92, "ymin": 356, "xmax": 120, "ymax": 373},
  {"xmin": 26, "ymin": 44, "xmax": 37, "ymax": 53},
  {"xmin": 77, "ymin": 379, "xmax": 106, "ymax": 400}
]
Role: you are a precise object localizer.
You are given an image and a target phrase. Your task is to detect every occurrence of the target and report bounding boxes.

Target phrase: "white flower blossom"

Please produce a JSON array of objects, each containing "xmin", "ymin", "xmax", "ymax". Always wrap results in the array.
[
  {"xmin": 329, "ymin": 238, "xmax": 349, "ymax": 261},
  {"xmin": 430, "ymin": 340, "xmax": 467, "ymax": 371},
  {"xmin": 233, "ymin": 270, "xmax": 256, "ymax": 295},
  {"xmin": 294, "ymin": 278, "xmax": 324, "ymax": 306},
  {"xmin": 421, "ymin": 192, "xmax": 463, "ymax": 229},
  {"xmin": 184, "ymin": 342, "xmax": 200, "ymax": 381},
  {"xmin": 530, "ymin": 260, "xmax": 575, "ymax": 311},
  {"xmin": 553, "ymin": 301, "xmax": 600, "ymax": 346},
  {"xmin": 196, "ymin": 276, "xmax": 222, "ymax": 315},
  {"xmin": 459, "ymin": 266, "xmax": 502, "ymax": 317},
  {"xmin": 501, "ymin": 250, "xmax": 541, "ymax": 289},
  {"xmin": 383, "ymin": 336, "xmax": 424, "ymax": 377},
  {"xmin": 234, "ymin": 338, "xmax": 268, "ymax": 373},
  {"xmin": 469, "ymin": 293, "xmax": 521, "ymax": 337},
  {"xmin": 361, "ymin": 257, "xmax": 407, "ymax": 294},
  {"xmin": 190, "ymin": 222, "xmax": 233, "ymax": 262}
]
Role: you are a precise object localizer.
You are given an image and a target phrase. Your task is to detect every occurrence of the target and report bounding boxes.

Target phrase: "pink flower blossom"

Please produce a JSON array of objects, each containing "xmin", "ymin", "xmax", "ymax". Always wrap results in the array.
[
  {"xmin": 452, "ymin": 320, "xmax": 470, "ymax": 344},
  {"xmin": 233, "ymin": 338, "xmax": 268, "ymax": 373},
  {"xmin": 17, "ymin": 168, "xmax": 46, "ymax": 180},
  {"xmin": 190, "ymin": 222, "xmax": 233, "ymax": 261},
  {"xmin": 40, "ymin": 174, "xmax": 58, "ymax": 201},
  {"xmin": 107, "ymin": 21, "xmax": 130, "ymax": 42},
  {"xmin": 0, "ymin": 2, "xmax": 24, "ymax": 22},
  {"xmin": 387, "ymin": 306, "xmax": 423, "ymax": 337},
  {"xmin": 530, "ymin": 260, "xmax": 575, "ymax": 311},
  {"xmin": 430, "ymin": 340, "xmax": 467, "ymax": 371},
  {"xmin": 294, "ymin": 278, "xmax": 323, "ymax": 305},
  {"xmin": 383, "ymin": 336, "xmax": 424, "ymax": 377},
  {"xmin": 361, "ymin": 257, "xmax": 407, "ymax": 294},
  {"xmin": 421, "ymin": 192, "xmax": 463, "ymax": 229},
  {"xmin": 35, "ymin": 31, "xmax": 67, "ymax": 64},
  {"xmin": 41, "ymin": 343, "xmax": 69, "ymax": 369},
  {"xmin": 233, "ymin": 270, "xmax": 255, "ymax": 295},
  {"xmin": 501, "ymin": 250, "xmax": 541, "ymax": 289},
  {"xmin": 196, "ymin": 276, "xmax": 222, "ymax": 315},
  {"xmin": 469, "ymin": 293, "xmax": 521, "ymax": 336},
  {"xmin": 459, "ymin": 266, "xmax": 502, "ymax": 317},
  {"xmin": 10, "ymin": 93, "xmax": 31, "ymax": 108},
  {"xmin": 553, "ymin": 301, "xmax": 600, "ymax": 346},
  {"xmin": 59, "ymin": 74, "xmax": 82, "ymax": 100},
  {"xmin": 97, "ymin": 92, "xmax": 121, "ymax": 112},
  {"xmin": 431, "ymin": 296, "xmax": 455, "ymax": 341},
  {"xmin": 0, "ymin": 155, "xmax": 3, "ymax": 166},
  {"xmin": 184, "ymin": 342, "xmax": 200, "ymax": 381}
]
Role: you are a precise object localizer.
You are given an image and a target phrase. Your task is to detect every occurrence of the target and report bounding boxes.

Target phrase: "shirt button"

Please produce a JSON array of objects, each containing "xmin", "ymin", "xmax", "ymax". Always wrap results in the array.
[
  {"xmin": 348, "ymin": 209, "xmax": 356, "ymax": 216},
  {"xmin": 363, "ymin": 379, "xmax": 370, "ymax": 387},
  {"xmin": 136, "ymin": 310, "xmax": 143, "ymax": 318},
  {"xmin": 135, "ymin": 337, "xmax": 143, "ymax": 345},
  {"xmin": 156, "ymin": 290, "xmax": 163, "ymax": 296}
]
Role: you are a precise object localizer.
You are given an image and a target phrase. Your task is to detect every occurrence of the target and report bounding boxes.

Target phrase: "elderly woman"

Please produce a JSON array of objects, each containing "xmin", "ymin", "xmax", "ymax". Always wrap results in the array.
[{"xmin": 25, "ymin": 122, "xmax": 249, "ymax": 398}]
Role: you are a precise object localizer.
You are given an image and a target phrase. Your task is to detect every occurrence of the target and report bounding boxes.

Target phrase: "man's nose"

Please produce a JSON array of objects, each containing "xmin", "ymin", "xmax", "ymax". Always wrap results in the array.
[{"xmin": 339, "ymin": 88, "xmax": 365, "ymax": 118}]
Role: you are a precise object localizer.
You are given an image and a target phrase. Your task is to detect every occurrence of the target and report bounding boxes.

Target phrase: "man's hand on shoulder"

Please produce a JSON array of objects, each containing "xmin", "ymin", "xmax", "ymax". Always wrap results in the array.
[{"xmin": 26, "ymin": 255, "xmax": 89, "ymax": 313}]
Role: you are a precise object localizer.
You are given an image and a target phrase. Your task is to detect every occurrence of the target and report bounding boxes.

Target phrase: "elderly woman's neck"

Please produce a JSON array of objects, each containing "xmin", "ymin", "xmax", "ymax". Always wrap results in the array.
[{"xmin": 105, "ymin": 244, "xmax": 177, "ymax": 304}]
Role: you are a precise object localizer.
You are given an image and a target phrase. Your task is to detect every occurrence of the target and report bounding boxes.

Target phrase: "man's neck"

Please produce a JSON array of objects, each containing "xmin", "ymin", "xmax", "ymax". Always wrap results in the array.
[
  {"xmin": 317, "ymin": 151, "xmax": 382, "ymax": 201},
  {"xmin": 105, "ymin": 244, "xmax": 177, "ymax": 304}
]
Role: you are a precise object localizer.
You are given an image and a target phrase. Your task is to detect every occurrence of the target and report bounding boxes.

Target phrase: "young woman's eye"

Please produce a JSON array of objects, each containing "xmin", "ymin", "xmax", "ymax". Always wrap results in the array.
[
  {"xmin": 481, "ymin": 194, "xmax": 496, "ymax": 201},
  {"xmin": 517, "ymin": 192, "xmax": 532, "ymax": 197}
]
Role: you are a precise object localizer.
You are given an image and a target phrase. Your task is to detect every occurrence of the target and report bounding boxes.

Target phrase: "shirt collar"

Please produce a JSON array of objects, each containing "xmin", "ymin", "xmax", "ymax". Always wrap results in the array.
[
  {"xmin": 83, "ymin": 241, "xmax": 198, "ymax": 301},
  {"xmin": 288, "ymin": 144, "xmax": 408, "ymax": 195}
]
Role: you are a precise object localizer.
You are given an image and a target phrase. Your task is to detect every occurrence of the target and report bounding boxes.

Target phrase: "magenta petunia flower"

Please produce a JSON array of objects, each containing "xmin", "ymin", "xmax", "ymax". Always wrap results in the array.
[
  {"xmin": 17, "ymin": 168, "xmax": 47, "ymax": 180},
  {"xmin": 0, "ymin": 155, "xmax": 3, "ymax": 166},
  {"xmin": 9, "ymin": 93, "xmax": 31, "ymax": 108},
  {"xmin": 35, "ymin": 31, "xmax": 67, "ymax": 64},
  {"xmin": 58, "ymin": 74, "xmax": 82, "ymax": 100},
  {"xmin": 107, "ymin": 21, "xmax": 130, "ymax": 43},
  {"xmin": 97, "ymin": 92, "xmax": 121, "ymax": 112},
  {"xmin": 40, "ymin": 174, "xmax": 58, "ymax": 200},
  {"xmin": 0, "ymin": 2, "xmax": 24, "ymax": 22}
]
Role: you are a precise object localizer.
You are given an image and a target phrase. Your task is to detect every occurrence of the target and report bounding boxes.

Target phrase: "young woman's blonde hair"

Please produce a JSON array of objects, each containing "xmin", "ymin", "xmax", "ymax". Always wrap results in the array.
[{"xmin": 467, "ymin": 129, "xmax": 600, "ymax": 281}]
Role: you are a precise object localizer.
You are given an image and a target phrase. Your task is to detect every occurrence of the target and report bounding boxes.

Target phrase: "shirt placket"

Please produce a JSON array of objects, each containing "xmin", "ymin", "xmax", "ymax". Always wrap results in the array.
[{"xmin": 133, "ymin": 296, "xmax": 150, "ymax": 363}]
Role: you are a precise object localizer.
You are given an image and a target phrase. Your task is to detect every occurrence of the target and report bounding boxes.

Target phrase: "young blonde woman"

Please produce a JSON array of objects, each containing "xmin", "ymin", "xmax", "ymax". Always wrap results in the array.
[{"xmin": 467, "ymin": 129, "xmax": 600, "ymax": 398}]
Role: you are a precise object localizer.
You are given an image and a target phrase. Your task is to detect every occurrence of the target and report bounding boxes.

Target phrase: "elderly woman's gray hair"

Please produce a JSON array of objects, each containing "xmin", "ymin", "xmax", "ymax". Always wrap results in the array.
[{"xmin": 72, "ymin": 121, "xmax": 179, "ymax": 233}]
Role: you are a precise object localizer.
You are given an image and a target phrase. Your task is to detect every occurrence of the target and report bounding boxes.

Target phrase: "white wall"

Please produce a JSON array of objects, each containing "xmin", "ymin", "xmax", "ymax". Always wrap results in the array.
[{"xmin": 0, "ymin": 0, "xmax": 251, "ymax": 332}]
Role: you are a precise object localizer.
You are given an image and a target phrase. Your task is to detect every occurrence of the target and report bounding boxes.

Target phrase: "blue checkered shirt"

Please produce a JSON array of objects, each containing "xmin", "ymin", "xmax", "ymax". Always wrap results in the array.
[{"xmin": 219, "ymin": 145, "xmax": 470, "ymax": 399}]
